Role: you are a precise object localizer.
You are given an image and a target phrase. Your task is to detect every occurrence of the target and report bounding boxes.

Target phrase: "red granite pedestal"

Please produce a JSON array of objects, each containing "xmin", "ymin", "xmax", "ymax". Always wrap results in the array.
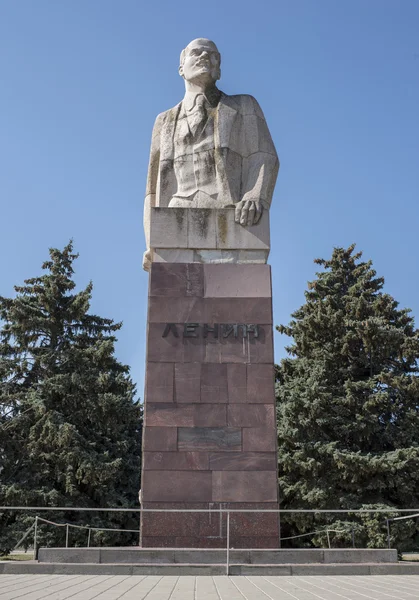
[{"xmin": 140, "ymin": 263, "xmax": 279, "ymax": 548}]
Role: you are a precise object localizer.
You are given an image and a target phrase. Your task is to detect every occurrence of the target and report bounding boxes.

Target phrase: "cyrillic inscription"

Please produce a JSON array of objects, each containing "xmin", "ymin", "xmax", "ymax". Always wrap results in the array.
[{"xmin": 162, "ymin": 323, "xmax": 260, "ymax": 339}]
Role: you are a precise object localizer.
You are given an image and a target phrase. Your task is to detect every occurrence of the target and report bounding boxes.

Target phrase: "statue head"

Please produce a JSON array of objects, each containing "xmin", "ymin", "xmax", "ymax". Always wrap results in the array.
[{"xmin": 179, "ymin": 38, "xmax": 221, "ymax": 86}]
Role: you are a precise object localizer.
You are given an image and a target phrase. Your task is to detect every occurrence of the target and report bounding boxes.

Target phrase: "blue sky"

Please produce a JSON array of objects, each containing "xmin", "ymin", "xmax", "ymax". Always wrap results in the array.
[{"xmin": 1, "ymin": 1, "xmax": 418, "ymax": 398}]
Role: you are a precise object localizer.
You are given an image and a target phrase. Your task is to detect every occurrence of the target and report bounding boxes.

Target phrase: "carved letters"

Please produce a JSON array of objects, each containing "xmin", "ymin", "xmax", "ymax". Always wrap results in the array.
[{"xmin": 162, "ymin": 323, "xmax": 260, "ymax": 339}]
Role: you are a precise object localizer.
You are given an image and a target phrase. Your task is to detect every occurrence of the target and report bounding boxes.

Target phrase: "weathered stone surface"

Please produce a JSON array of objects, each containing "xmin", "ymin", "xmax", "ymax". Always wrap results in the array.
[
  {"xmin": 146, "ymin": 362, "xmax": 174, "ymax": 403},
  {"xmin": 178, "ymin": 427, "xmax": 241, "ymax": 451},
  {"xmin": 149, "ymin": 263, "xmax": 204, "ymax": 297},
  {"xmin": 150, "ymin": 207, "xmax": 188, "ymax": 249},
  {"xmin": 242, "ymin": 424, "xmax": 277, "ymax": 451},
  {"xmin": 229, "ymin": 512, "xmax": 280, "ymax": 538},
  {"xmin": 148, "ymin": 296, "xmax": 272, "ymax": 324},
  {"xmin": 142, "ymin": 471, "xmax": 212, "ymax": 502},
  {"xmin": 174, "ymin": 362, "xmax": 201, "ymax": 403},
  {"xmin": 150, "ymin": 209, "xmax": 270, "ymax": 255},
  {"xmin": 247, "ymin": 363, "xmax": 275, "ymax": 403},
  {"xmin": 187, "ymin": 209, "xmax": 217, "ymax": 249},
  {"xmin": 227, "ymin": 364, "xmax": 247, "ymax": 403},
  {"xmin": 153, "ymin": 248, "xmax": 195, "ymax": 263},
  {"xmin": 227, "ymin": 404, "xmax": 275, "ymax": 428},
  {"xmin": 146, "ymin": 404, "xmax": 227, "ymax": 427},
  {"xmin": 194, "ymin": 249, "xmax": 269, "ymax": 264},
  {"xmin": 147, "ymin": 322, "xmax": 205, "ymax": 363},
  {"xmin": 212, "ymin": 471, "xmax": 278, "ymax": 502},
  {"xmin": 204, "ymin": 264, "xmax": 271, "ymax": 298},
  {"xmin": 143, "ymin": 451, "xmax": 209, "ymax": 471},
  {"xmin": 143, "ymin": 427, "xmax": 177, "ymax": 452},
  {"xmin": 201, "ymin": 363, "xmax": 228, "ymax": 403},
  {"xmin": 209, "ymin": 452, "xmax": 276, "ymax": 471}
]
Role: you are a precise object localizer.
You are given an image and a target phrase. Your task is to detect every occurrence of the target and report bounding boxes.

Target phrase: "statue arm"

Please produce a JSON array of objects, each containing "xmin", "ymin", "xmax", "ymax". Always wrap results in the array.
[
  {"xmin": 236, "ymin": 97, "xmax": 279, "ymax": 226},
  {"xmin": 143, "ymin": 114, "xmax": 163, "ymax": 270}
]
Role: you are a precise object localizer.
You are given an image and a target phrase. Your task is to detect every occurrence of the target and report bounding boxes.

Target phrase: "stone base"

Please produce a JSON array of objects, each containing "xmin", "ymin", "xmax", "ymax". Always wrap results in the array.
[
  {"xmin": 149, "ymin": 207, "xmax": 270, "ymax": 265},
  {"xmin": 140, "ymin": 503, "xmax": 279, "ymax": 548},
  {"xmin": 141, "ymin": 262, "xmax": 279, "ymax": 548},
  {"xmin": 37, "ymin": 547, "xmax": 399, "ymax": 565}
]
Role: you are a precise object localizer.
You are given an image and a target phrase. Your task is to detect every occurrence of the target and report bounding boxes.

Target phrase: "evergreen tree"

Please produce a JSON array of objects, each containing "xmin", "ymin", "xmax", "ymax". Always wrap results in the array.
[
  {"xmin": 276, "ymin": 245, "xmax": 419, "ymax": 550},
  {"xmin": 0, "ymin": 242, "xmax": 142, "ymax": 554}
]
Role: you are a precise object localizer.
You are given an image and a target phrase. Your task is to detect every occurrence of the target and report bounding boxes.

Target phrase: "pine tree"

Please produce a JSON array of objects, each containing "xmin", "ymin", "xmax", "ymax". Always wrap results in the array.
[
  {"xmin": 276, "ymin": 245, "xmax": 419, "ymax": 550},
  {"xmin": 0, "ymin": 242, "xmax": 142, "ymax": 554}
]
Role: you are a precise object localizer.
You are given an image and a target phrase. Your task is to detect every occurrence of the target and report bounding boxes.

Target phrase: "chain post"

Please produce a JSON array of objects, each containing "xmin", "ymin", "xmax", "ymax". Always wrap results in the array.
[
  {"xmin": 33, "ymin": 516, "xmax": 38, "ymax": 560},
  {"xmin": 226, "ymin": 511, "xmax": 230, "ymax": 576},
  {"xmin": 326, "ymin": 529, "xmax": 331, "ymax": 548}
]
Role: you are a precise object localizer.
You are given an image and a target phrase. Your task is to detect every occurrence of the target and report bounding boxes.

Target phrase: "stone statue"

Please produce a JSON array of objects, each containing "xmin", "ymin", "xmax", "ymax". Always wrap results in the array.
[{"xmin": 143, "ymin": 38, "xmax": 279, "ymax": 271}]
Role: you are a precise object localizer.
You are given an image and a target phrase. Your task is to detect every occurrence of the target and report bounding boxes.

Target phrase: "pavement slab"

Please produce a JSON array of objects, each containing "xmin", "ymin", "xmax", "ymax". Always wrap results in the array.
[{"xmin": 1, "ymin": 575, "xmax": 419, "ymax": 599}]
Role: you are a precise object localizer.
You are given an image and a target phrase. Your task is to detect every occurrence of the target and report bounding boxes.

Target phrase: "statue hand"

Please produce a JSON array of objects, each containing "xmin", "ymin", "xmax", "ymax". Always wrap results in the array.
[
  {"xmin": 142, "ymin": 249, "xmax": 152, "ymax": 272},
  {"xmin": 234, "ymin": 199, "xmax": 263, "ymax": 227}
]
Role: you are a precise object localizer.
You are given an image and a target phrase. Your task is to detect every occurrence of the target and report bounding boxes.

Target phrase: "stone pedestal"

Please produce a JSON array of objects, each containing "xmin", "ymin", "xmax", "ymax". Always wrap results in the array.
[
  {"xmin": 149, "ymin": 207, "xmax": 270, "ymax": 265},
  {"xmin": 140, "ymin": 262, "xmax": 279, "ymax": 548}
]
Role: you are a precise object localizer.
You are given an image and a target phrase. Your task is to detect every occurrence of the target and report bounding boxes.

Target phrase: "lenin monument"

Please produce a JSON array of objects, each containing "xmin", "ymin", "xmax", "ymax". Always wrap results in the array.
[{"xmin": 140, "ymin": 38, "xmax": 280, "ymax": 548}]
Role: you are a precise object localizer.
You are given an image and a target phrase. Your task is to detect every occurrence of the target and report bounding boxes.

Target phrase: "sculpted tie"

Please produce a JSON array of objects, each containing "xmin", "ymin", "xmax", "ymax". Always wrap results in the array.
[{"xmin": 188, "ymin": 94, "xmax": 208, "ymax": 138}]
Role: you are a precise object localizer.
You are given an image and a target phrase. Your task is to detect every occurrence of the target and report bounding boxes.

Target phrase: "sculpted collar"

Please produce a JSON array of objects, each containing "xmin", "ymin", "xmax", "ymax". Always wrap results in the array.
[{"xmin": 183, "ymin": 87, "xmax": 222, "ymax": 111}]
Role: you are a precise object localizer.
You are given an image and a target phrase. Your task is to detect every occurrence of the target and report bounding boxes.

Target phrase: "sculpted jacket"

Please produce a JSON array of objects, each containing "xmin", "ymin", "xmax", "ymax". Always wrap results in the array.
[{"xmin": 145, "ymin": 92, "xmax": 279, "ymax": 210}]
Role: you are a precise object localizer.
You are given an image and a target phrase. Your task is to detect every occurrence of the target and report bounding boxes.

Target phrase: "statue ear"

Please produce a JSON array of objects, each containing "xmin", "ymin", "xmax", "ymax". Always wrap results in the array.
[{"xmin": 179, "ymin": 65, "xmax": 184, "ymax": 78}]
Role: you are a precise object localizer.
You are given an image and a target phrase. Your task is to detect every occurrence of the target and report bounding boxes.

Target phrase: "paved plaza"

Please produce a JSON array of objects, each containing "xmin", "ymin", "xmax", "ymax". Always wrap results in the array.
[{"xmin": 1, "ymin": 574, "xmax": 419, "ymax": 599}]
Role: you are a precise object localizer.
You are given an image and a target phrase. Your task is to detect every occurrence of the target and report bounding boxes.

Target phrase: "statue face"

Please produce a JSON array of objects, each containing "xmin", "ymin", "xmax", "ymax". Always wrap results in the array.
[{"xmin": 180, "ymin": 39, "xmax": 220, "ymax": 84}]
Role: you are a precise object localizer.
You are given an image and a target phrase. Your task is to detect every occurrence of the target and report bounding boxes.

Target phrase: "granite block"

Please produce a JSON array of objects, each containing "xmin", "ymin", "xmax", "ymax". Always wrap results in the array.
[
  {"xmin": 242, "ymin": 425, "xmax": 277, "ymax": 451},
  {"xmin": 147, "ymin": 322, "xmax": 205, "ymax": 363},
  {"xmin": 142, "ymin": 471, "xmax": 212, "ymax": 502},
  {"xmin": 146, "ymin": 404, "xmax": 227, "ymax": 427},
  {"xmin": 248, "ymin": 324, "xmax": 274, "ymax": 363},
  {"xmin": 229, "ymin": 512, "xmax": 279, "ymax": 538},
  {"xmin": 218, "ymin": 325, "xmax": 273, "ymax": 364},
  {"xmin": 141, "ymin": 511, "xmax": 201, "ymax": 537},
  {"xmin": 203, "ymin": 336, "xmax": 222, "ymax": 363},
  {"xmin": 212, "ymin": 471, "xmax": 278, "ymax": 502},
  {"xmin": 148, "ymin": 296, "xmax": 272, "ymax": 324},
  {"xmin": 228, "ymin": 536, "xmax": 279, "ymax": 549},
  {"xmin": 146, "ymin": 362, "xmax": 174, "ymax": 403},
  {"xmin": 178, "ymin": 427, "xmax": 242, "ymax": 451},
  {"xmin": 148, "ymin": 296, "xmax": 205, "ymax": 323},
  {"xmin": 149, "ymin": 263, "xmax": 203, "ymax": 297},
  {"xmin": 143, "ymin": 427, "xmax": 177, "ymax": 451},
  {"xmin": 227, "ymin": 404, "xmax": 275, "ymax": 427},
  {"xmin": 247, "ymin": 363, "xmax": 275, "ymax": 403},
  {"xmin": 175, "ymin": 362, "xmax": 201, "ymax": 402},
  {"xmin": 201, "ymin": 363, "xmax": 228, "ymax": 403},
  {"xmin": 227, "ymin": 364, "xmax": 247, "ymax": 403},
  {"xmin": 143, "ymin": 451, "xmax": 209, "ymax": 471},
  {"xmin": 204, "ymin": 264, "xmax": 271, "ymax": 298},
  {"xmin": 204, "ymin": 297, "xmax": 272, "ymax": 323},
  {"xmin": 209, "ymin": 452, "xmax": 276, "ymax": 471}
]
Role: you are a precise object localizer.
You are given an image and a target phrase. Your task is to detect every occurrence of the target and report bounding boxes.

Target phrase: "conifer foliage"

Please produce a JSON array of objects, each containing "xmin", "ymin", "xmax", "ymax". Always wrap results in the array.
[
  {"xmin": 276, "ymin": 245, "xmax": 419, "ymax": 549},
  {"xmin": 0, "ymin": 242, "xmax": 142, "ymax": 554}
]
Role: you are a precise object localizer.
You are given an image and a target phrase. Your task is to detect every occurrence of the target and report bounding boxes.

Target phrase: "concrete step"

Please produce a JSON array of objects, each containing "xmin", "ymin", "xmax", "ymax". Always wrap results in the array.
[
  {"xmin": 2, "ymin": 562, "xmax": 419, "ymax": 576},
  {"xmin": 37, "ymin": 547, "xmax": 398, "ymax": 565}
]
